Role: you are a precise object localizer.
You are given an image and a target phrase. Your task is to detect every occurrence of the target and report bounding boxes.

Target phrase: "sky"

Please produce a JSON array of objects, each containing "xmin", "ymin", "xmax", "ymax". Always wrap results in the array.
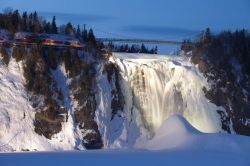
[{"xmin": 0, "ymin": 0, "xmax": 250, "ymax": 41}]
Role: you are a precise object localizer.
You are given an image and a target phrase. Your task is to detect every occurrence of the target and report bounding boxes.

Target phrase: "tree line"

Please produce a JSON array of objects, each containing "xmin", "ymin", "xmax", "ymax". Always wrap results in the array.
[
  {"xmin": 0, "ymin": 8, "xmax": 159, "ymax": 54},
  {"xmin": 0, "ymin": 9, "xmax": 97, "ymax": 46},
  {"xmin": 183, "ymin": 28, "xmax": 250, "ymax": 75},
  {"xmin": 106, "ymin": 42, "xmax": 158, "ymax": 54}
]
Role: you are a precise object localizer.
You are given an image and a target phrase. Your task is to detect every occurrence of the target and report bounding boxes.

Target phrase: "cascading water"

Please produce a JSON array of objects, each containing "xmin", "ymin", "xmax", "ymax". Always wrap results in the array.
[{"xmin": 112, "ymin": 53, "xmax": 228, "ymax": 135}]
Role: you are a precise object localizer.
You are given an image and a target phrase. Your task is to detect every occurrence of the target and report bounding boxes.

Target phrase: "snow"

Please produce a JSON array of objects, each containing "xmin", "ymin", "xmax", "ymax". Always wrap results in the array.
[
  {"xmin": 0, "ymin": 57, "xmax": 51, "ymax": 152},
  {"xmin": 14, "ymin": 32, "xmax": 34, "ymax": 39},
  {"xmin": 0, "ymin": 150, "xmax": 248, "ymax": 166},
  {"xmin": 95, "ymin": 63, "xmax": 115, "ymax": 147},
  {"xmin": 50, "ymin": 64, "xmax": 78, "ymax": 150},
  {"xmin": 95, "ymin": 63, "xmax": 140, "ymax": 148},
  {"xmin": 1, "ymin": 115, "xmax": 250, "ymax": 166}
]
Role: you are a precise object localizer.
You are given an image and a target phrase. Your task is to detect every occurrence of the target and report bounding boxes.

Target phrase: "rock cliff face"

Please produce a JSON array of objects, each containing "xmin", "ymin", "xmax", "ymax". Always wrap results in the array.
[
  {"xmin": 182, "ymin": 30, "xmax": 250, "ymax": 135},
  {"xmin": 0, "ymin": 41, "xmax": 250, "ymax": 152},
  {"xmin": 189, "ymin": 52, "xmax": 250, "ymax": 135},
  {"xmin": 0, "ymin": 44, "xmax": 106, "ymax": 151}
]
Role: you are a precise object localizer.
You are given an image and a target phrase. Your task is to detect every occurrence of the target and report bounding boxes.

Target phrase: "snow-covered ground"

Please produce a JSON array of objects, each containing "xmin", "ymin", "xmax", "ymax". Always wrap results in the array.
[{"xmin": 1, "ymin": 115, "xmax": 249, "ymax": 166}]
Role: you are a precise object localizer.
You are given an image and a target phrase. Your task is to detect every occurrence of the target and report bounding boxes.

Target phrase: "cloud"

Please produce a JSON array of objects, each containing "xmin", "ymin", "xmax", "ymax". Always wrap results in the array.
[{"xmin": 122, "ymin": 25, "xmax": 199, "ymax": 37}]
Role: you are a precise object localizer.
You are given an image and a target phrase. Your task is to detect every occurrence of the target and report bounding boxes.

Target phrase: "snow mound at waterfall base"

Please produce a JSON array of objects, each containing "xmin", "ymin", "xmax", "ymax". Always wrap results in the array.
[{"xmin": 136, "ymin": 115, "xmax": 250, "ymax": 153}]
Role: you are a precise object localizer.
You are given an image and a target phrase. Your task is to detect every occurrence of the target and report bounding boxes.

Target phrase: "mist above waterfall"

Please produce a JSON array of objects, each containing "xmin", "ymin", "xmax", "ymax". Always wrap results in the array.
[{"xmin": 112, "ymin": 53, "xmax": 230, "ymax": 135}]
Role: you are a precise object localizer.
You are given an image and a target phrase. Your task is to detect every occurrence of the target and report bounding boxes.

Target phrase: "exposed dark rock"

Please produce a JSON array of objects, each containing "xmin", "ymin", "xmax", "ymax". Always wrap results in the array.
[
  {"xmin": 21, "ymin": 44, "xmax": 66, "ymax": 139},
  {"xmin": 21, "ymin": 149, "xmax": 30, "ymax": 152},
  {"xmin": 64, "ymin": 52, "xmax": 103, "ymax": 149},
  {"xmin": 34, "ymin": 111, "xmax": 63, "ymax": 139},
  {"xmin": 103, "ymin": 62, "xmax": 125, "ymax": 119},
  {"xmin": 0, "ymin": 45, "xmax": 10, "ymax": 65},
  {"xmin": 217, "ymin": 110, "xmax": 231, "ymax": 133},
  {"xmin": 12, "ymin": 45, "xmax": 26, "ymax": 62}
]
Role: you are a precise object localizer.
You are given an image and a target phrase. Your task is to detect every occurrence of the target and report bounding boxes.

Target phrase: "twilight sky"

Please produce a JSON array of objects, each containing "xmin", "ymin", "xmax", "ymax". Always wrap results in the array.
[{"xmin": 0, "ymin": 0, "xmax": 249, "ymax": 40}]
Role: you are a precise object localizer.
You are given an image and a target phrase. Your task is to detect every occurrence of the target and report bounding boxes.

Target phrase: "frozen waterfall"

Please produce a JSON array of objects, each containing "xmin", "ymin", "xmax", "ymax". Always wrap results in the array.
[{"xmin": 111, "ymin": 53, "xmax": 227, "ymax": 134}]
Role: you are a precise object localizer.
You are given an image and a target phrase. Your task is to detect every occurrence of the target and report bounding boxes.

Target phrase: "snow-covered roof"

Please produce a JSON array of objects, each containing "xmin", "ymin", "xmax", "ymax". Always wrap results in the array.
[{"xmin": 14, "ymin": 32, "xmax": 37, "ymax": 39}]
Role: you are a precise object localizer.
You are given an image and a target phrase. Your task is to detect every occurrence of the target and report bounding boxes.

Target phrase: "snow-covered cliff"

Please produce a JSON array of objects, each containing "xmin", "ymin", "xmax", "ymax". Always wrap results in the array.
[{"xmin": 0, "ymin": 46, "xmax": 247, "ymax": 151}]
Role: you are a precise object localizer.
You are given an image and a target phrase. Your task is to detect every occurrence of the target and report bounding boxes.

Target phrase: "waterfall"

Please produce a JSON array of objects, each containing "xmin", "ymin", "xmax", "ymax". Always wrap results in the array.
[{"xmin": 112, "ymin": 53, "xmax": 226, "ymax": 134}]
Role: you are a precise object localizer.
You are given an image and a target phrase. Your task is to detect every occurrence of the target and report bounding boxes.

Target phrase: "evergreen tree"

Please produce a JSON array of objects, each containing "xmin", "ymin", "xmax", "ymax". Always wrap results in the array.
[
  {"xmin": 130, "ymin": 45, "xmax": 136, "ymax": 53},
  {"xmin": 120, "ymin": 45, "xmax": 124, "ymax": 52},
  {"xmin": 51, "ymin": 16, "xmax": 58, "ymax": 34},
  {"xmin": 28, "ymin": 13, "xmax": 34, "ymax": 32},
  {"xmin": 3, "ymin": 7, "xmax": 13, "ymax": 15},
  {"xmin": 11, "ymin": 10, "xmax": 20, "ymax": 32},
  {"xmin": 33, "ymin": 11, "xmax": 41, "ymax": 33},
  {"xmin": 22, "ymin": 12, "xmax": 28, "ymax": 31},
  {"xmin": 154, "ymin": 46, "xmax": 158, "ymax": 54},
  {"xmin": 72, "ymin": 27, "xmax": 76, "ymax": 36},
  {"xmin": 82, "ymin": 28, "xmax": 88, "ymax": 42},
  {"xmin": 140, "ymin": 44, "xmax": 147, "ymax": 53},
  {"xmin": 87, "ymin": 28, "xmax": 96, "ymax": 46},
  {"xmin": 65, "ymin": 22, "xmax": 73, "ymax": 35},
  {"xmin": 124, "ymin": 44, "xmax": 129, "ymax": 52},
  {"xmin": 33, "ymin": 12, "xmax": 38, "ymax": 24},
  {"xmin": 44, "ymin": 21, "xmax": 51, "ymax": 33},
  {"xmin": 58, "ymin": 24, "xmax": 66, "ymax": 35},
  {"xmin": 204, "ymin": 27, "xmax": 212, "ymax": 43},
  {"xmin": 76, "ymin": 25, "xmax": 81, "ymax": 38},
  {"xmin": 108, "ymin": 42, "xmax": 114, "ymax": 51}
]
